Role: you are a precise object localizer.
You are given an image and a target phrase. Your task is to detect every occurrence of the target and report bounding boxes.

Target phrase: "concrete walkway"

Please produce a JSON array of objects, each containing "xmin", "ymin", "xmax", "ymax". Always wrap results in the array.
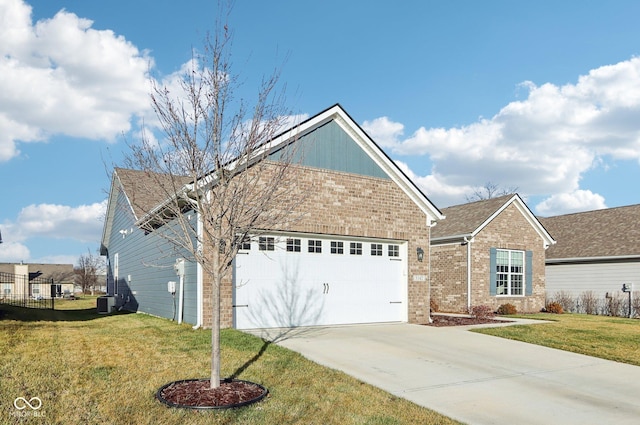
[{"xmin": 250, "ymin": 320, "xmax": 640, "ymax": 425}]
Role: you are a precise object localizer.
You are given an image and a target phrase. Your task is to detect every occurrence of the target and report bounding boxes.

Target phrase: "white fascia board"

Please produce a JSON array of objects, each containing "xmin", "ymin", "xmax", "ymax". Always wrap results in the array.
[
  {"xmin": 101, "ymin": 171, "xmax": 135, "ymax": 254},
  {"xmin": 431, "ymin": 233, "xmax": 473, "ymax": 245}
]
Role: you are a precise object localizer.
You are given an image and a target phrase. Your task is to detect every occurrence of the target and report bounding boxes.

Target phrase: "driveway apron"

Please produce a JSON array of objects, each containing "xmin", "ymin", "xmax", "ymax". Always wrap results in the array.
[{"xmin": 251, "ymin": 322, "xmax": 640, "ymax": 425}]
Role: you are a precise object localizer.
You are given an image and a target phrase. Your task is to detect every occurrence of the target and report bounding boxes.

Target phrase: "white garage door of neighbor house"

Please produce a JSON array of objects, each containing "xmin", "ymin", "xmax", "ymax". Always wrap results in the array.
[{"xmin": 233, "ymin": 234, "xmax": 407, "ymax": 329}]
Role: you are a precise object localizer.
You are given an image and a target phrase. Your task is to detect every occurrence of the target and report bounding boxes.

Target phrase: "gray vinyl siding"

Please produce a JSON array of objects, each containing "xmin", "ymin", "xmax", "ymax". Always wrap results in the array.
[
  {"xmin": 546, "ymin": 261, "xmax": 640, "ymax": 299},
  {"xmin": 105, "ymin": 187, "xmax": 198, "ymax": 324},
  {"xmin": 270, "ymin": 120, "xmax": 389, "ymax": 179}
]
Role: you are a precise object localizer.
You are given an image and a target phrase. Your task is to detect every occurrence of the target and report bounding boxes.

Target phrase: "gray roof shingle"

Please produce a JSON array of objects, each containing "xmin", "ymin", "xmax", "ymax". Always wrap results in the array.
[
  {"xmin": 540, "ymin": 204, "xmax": 640, "ymax": 260},
  {"xmin": 115, "ymin": 168, "xmax": 191, "ymax": 220},
  {"xmin": 431, "ymin": 194, "xmax": 515, "ymax": 240}
]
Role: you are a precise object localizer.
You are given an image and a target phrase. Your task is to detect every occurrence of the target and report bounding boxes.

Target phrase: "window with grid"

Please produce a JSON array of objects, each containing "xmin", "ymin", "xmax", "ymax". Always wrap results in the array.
[
  {"xmin": 308, "ymin": 240, "xmax": 322, "ymax": 253},
  {"xmin": 330, "ymin": 241, "xmax": 344, "ymax": 254},
  {"xmin": 371, "ymin": 243, "xmax": 383, "ymax": 256},
  {"xmin": 238, "ymin": 236, "xmax": 251, "ymax": 250},
  {"xmin": 388, "ymin": 244, "xmax": 400, "ymax": 257},
  {"xmin": 286, "ymin": 238, "xmax": 301, "ymax": 252},
  {"xmin": 350, "ymin": 242, "xmax": 362, "ymax": 255},
  {"xmin": 496, "ymin": 249, "xmax": 524, "ymax": 296},
  {"xmin": 259, "ymin": 237, "xmax": 275, "ymax": 251}
]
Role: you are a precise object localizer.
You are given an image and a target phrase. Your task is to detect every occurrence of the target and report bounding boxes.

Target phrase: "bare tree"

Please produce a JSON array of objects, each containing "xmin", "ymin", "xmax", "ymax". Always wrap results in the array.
[
  {"xmin": 465, "ymin": 181, "xmax": 519, "ymax": 202},
  {"xmin": 75, "ymin": 250, "xmax": 102, "ymax": 295},
  {"xmin": 121, "ymin": 8, "xmax": 303, "ymax": 389}
]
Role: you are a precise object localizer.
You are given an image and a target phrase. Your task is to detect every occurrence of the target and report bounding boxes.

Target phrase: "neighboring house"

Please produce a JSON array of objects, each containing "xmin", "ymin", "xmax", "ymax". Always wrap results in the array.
[
  {"xmin": 430, "ymin": 194, "xmax": 555, "ymax": 314},
  {"xmin": 0, "ymin": 263, "xmax": 75, "ymax": 298},
  {"xmin": 100, "ymin": 104, "xmax": 445, "ymax": 329},
  {"xmin": 540, "ymin": 204, "xmax": 640, "ymax": 304}
]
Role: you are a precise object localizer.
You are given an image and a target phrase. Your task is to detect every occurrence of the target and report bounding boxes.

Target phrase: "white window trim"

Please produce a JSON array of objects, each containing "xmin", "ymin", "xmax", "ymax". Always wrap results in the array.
[{"xmin": 496, "ymin": 249, "xmax": 525, "ymax": 297}]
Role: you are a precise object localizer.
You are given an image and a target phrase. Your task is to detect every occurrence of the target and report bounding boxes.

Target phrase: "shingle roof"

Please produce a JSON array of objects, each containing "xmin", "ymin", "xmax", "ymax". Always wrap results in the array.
[
  {"xmin": 115, "ymin": 168, "xmax": 191, "ymax": 220},
  {"xmin": 0, "ymin": 263, "xmax": 74, "ymax": 283},
  {"xmin": 431, "ymin": 194, "xmax": 515, "ymax": 239},
  {"xmin": 540, "ymin": 204, "xmax": 640, "ymax": 260}
]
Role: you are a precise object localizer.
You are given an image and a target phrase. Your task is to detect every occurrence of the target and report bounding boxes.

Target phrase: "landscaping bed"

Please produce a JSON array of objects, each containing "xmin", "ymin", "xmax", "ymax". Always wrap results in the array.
[{"xmin": 428, "ymin": 314, "xmax": 511, "ymax": 327}]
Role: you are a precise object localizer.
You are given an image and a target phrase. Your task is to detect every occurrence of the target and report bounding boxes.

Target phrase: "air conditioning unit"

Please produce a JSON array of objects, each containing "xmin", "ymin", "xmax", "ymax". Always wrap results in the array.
[{"xmin": 97, "ymin": 296, "xmax": 115, "ymax": 314}]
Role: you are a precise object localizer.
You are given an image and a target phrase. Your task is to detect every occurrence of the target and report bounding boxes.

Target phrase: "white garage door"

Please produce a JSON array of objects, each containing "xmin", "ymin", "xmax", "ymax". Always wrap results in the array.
[{"xmin": 233, "ymin": 234, "xmax": 407, "ymax": 329}]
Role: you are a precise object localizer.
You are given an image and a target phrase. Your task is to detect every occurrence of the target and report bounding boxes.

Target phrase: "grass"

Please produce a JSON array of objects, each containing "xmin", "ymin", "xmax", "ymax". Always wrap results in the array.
[
  {"xmin": 473, "ymin": 313, "xmax": 640, "ymax": 366},
  {"xmin": 0, "ymin": 297, "xmax": 461, "ymax": 425}
]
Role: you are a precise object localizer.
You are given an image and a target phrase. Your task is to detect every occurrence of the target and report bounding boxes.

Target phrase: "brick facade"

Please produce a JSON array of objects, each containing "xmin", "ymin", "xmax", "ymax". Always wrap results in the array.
[
  {"xmin": 431, "ymin": 202, "xmax": 547, "ymax": 314},
  {"xmin": 431, "ymin": 242, "xmax": 468, "ymax": 312},
  {"xmin": 201, "ymin": 162, "xmax": 433, "ymax": 328}
]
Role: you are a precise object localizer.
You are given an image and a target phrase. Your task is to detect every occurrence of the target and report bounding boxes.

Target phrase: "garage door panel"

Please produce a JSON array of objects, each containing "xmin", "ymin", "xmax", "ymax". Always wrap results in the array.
[{"xmin": 234, "ymin": 235, "xmax": 405, "ymax": 329}]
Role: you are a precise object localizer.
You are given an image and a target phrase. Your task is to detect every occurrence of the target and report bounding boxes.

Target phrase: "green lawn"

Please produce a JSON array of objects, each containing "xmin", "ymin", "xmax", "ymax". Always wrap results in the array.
[
  {"xmin": 0, "ymin": 297, "xmax": 461, "ymax": 425},
  {"xmin": 473, "ymin": 313, "xmax": 640, "ymax": 366}
]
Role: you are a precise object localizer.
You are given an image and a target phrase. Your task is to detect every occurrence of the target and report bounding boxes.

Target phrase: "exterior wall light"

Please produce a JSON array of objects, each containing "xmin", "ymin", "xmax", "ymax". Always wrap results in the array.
[{"xmin": 417, "ymin": 247, "xmax": 424, "ymax": 262}]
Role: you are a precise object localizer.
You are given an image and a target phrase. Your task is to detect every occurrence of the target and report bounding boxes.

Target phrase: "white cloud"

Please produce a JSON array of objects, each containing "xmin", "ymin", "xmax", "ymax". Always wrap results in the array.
[
  {"xmin": 536, "ymin": 190, "xmax": 607, "ymax": 216},
  {"xmin": 395, "ymin": 161, "xmax": 472, "ymax": 207},
  {"xmin": 366, "ymin": 57, "xmax": 640, "ymax": 213},
  {"xmin": 2, "ymin": 200, "xmax": 107, "ymax": 244},
  {"xmin": 362, "ymin": 116, "xmax": 404, "ymax": 149},
  {"xmin": 0, "ymin": 241, "xmax": 31, "ymax": 263},
  {"xmin": 0, "ymin": 0, "xmax": 153, "ymax": 162}
]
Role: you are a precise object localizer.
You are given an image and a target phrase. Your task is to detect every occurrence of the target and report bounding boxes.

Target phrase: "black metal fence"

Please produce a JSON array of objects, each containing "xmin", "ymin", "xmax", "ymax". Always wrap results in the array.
[{"xmin": 0, "ymin": 272, "xmax": 54, "ymax": 310}]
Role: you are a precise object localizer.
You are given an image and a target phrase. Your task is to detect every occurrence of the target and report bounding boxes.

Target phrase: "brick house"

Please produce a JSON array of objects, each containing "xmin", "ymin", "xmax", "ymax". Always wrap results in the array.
[
  {"xmin": 101, "ymin": 104, "xmax": 444, "ymax": 329},
  {"xmin": 430, "ymin": 194, "xmax": 555, "ymax": 314}
]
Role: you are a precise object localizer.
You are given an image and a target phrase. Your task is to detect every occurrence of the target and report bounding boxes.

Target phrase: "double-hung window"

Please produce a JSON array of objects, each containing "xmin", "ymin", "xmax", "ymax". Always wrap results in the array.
[{"xmin": 495, "ymin": 249, "xmax": 524, "ymax": 296}]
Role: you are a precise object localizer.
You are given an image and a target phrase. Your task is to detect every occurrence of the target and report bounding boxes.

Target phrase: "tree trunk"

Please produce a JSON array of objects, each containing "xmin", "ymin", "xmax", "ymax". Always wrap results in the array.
[{"xmin": 210, "ymin": 225, "xmax": 222, "ymax": 389}]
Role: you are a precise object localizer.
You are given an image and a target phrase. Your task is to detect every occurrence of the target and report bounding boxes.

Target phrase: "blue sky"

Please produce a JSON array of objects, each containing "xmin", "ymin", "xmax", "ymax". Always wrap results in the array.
[{"xmin": 1, "ymin": 0, "xmax": 640, "ymax": 265}]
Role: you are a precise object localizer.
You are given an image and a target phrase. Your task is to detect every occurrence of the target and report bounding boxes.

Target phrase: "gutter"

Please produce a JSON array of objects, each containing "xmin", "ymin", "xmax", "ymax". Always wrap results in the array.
[{"xmin": 546, "ymin": 254, "xmax": 640, "ymax": 265}]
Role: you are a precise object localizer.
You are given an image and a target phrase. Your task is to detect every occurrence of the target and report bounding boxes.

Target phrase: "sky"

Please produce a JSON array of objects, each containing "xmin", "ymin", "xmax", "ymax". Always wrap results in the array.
[{"xmin": 1, "ymin": 0, "xmax": 640, "ymax": 265}]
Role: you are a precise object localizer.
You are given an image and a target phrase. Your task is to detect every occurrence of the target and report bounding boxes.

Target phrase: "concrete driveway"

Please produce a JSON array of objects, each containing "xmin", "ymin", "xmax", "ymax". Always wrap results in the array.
[{"xmin": 251, "ymin": 321, "xmax": 640, "ymax": 425}]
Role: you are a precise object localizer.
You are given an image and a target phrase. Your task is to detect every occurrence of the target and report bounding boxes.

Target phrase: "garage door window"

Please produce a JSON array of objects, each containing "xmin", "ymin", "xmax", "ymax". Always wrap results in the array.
[
  {"xmin": 287, "ymin": 238, "xmax": 301, "ymax": 252},
  {"xmin": 259, "ymin": 237, "xmax": 275, "ymax": 251},
  {"xmin": 236, "ymin": 236, "xmax": 251, "ymax": 250},
  {"xmin": 308, "ymin": 240, "xmax": 322, "ymax": 253},
  {"xmin": 331, "ymin": 241, "xmax": 344, "ymax": 254},
  {"xmin": 350, "ymin": 242, "xmax": 362, "ymax": 255},
  {"xmin": 371, "ymin": 244, "xmax": 383, "ymax": 256},
  {"xmin": 388, "ymin": 245, "xmax": 399, "ymax": 257}
]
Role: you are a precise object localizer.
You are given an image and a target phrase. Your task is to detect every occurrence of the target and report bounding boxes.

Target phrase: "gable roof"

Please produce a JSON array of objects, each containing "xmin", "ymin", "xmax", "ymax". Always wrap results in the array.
[
  {"xmin": 540, "ymin": 204, "xmax": 640, "ymax": 262},
  {"xmin": 100, "ymin": 168, "xmax": 191, "ymax": 254},
  {"xmin": 138, "ymin": 104, "xmax": 444, "ymax": 227},
  {"xmin": 101, "ymin": 104, "xmax": 445, "ymax": 253},
  {"xmin": 431, "ymin": 194, "xmax": 555, "ymax": 247}
]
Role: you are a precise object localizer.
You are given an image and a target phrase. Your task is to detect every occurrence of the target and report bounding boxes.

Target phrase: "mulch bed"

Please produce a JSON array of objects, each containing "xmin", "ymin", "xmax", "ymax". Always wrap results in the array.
[
  {"xmin": 427, "ymin": 315, "xmax": 510, "ymax": 327},
  {"xmin": 158, "ymin": 379, "xmax": 267, "ymax": 409}
]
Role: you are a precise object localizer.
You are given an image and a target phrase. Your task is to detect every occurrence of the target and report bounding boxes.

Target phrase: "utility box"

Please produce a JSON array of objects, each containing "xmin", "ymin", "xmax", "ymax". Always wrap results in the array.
[{"xmin": 97, "ymin": 296, "xmax": 115, "ymax": 314}]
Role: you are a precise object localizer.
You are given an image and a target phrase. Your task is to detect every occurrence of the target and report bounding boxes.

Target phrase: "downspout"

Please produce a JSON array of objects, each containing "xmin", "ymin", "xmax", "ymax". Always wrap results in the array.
[
  {"xmin": 193, "ymin": 212, "xmax": 203, "ymax": 330},
  {"xmin": 427, "ymin": 220, "xmax": 436, "ymax": 324},
  {"xmin": 178, "ymin": 272, "xmax": 185, "ymax": 324},
  {"xmin": 463, "ymin": 236, "xmax": 474, "ymax": 312}
]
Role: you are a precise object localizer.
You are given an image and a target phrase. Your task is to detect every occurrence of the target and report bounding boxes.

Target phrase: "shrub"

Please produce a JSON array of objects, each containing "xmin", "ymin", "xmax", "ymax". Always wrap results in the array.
[
  {"xmin": 552, "ymin": 290, "xmax": 576, "ymax": 313},
  {"xmin": 497, "ymin": 303, "xmax": 517, "ymax": 315},
  {"xmin": 470, "ymin": 305, "xmax": 494, "ymax": 319},
  {"xmin": 430, "ymin": 297, "xmax": 439, "ymax": 313},
  {"xmin": 604, "ymin": 292, "xmax": 625, "ymax": 317},
  {"xmin": 545, "ymin": 301, "xmax": 564, "ymax": 314},
  {"xmin": 579, "ymin": 291, "xmax": 599, "ymax": 315}
]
